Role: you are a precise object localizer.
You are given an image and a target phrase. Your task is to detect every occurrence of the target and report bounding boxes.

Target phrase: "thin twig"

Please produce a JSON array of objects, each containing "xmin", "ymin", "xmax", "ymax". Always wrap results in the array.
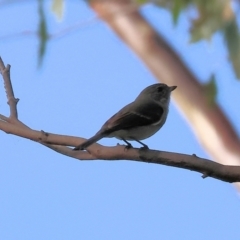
[{"xmin": 0, "ymin": 57, "xmax": 19, "ymax": 120}]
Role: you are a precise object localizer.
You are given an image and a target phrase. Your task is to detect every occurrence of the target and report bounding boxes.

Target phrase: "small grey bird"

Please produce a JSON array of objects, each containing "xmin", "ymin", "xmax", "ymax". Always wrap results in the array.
[{"xmin": 74, "ymin": 83, "xmax": 176, "ymax": 150}]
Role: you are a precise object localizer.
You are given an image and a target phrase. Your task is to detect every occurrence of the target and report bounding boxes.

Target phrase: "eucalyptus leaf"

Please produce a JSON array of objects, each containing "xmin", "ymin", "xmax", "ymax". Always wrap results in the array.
[
  {"xmin": 204, "ymin": 75, "xmax": 217, "ymax": 105},
  {"xmin": 223, "ymin": 20, "xmax": 240, "ymax": 79},
  {"xmin": 38, "ymin": 0, "xmax": 49, "ymax": 67}
]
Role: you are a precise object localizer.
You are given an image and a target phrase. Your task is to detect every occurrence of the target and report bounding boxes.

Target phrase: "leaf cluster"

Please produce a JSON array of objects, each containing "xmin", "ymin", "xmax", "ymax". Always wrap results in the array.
[{"xmin": 137, "ymin": 0, "xmax": 240, "ymax": 79}]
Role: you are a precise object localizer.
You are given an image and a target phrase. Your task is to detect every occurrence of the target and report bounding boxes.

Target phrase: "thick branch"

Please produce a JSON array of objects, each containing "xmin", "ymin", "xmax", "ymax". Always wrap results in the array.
[{"xmin": 89, "ymin": 0, "xmax": 240, "ymax": 169}]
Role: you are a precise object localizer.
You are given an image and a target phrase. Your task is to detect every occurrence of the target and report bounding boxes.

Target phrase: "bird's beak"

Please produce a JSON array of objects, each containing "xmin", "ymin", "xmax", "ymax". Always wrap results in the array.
[{"xmin": 169, "ymin": 86, "xmax": 177, "ymax": 92}]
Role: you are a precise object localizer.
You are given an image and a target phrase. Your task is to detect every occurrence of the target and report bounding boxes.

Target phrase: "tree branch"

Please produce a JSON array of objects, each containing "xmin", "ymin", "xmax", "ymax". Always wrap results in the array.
[
  {"xmin": 0, "ymin": 56, "xmax": 240, "ymax": 183},
  {"xmin": 0, "ymin": 61, "xmax": 18, "ymax": 120}
]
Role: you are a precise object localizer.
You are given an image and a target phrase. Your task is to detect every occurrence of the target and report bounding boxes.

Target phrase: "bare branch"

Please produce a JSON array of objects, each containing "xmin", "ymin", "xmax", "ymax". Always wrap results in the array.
[
  {"xmin": 1, "ymin": 55, "xmax": 240, "ymax": 183},
  {"xmin": 41, "ymin": 140, "xmax": 240, "ymax": 183},
  {"xmin": 42, "ymin": 143, "xmax": 96, "ymax": 160},
  {"xmin": 0, "ymin": 58, "xmax": 19, "ymax": 120}
]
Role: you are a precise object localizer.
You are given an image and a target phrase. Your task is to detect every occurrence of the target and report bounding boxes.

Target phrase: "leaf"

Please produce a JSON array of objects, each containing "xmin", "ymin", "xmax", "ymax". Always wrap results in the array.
[
  {"xmin": 204, "ymin": 75, "xmax": 217, "ymax": 105},
  {"xmin": 147, "ymin": 0, "xmax": 240, "ymax": 79},
  {"xmin": 172, "ymin": 0, "xmax": 183, "ymax": 24},
  {"xmin": 37, "ymin": 0, "xmax": 49, "ymax": 67},
  {"xmin": 189, "ymin": 0, "xmax": 231, "ymax": 42},
  {"xmin": 51, "ymin": 0, "xmax": 65, "ymax": 21},
  {"xmin": 223, "ymin": 20, "xmax": 240, "ymax": 79},
  {"xmin": 190, "ymin": 7, "xmax": 222, "ymax": 42}
]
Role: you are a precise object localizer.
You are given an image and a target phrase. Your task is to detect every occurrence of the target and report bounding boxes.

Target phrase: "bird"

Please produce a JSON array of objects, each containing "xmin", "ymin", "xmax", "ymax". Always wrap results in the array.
[{"xmin": 73, "ymin": 83, "xmax": 177, "ymax": 150}]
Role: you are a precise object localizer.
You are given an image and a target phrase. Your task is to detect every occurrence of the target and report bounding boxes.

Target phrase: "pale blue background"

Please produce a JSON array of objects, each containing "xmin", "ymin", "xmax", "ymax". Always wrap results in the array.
[{"xmin": 0, "ymin": 1, "xmax": 240, "ymax": 239}]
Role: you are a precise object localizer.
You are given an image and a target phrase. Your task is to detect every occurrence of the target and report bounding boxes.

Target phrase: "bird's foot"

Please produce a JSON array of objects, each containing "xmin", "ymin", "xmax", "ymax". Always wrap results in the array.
[
  {"xmin": 73, "ymin": 145, "xmax": 84, "ymax": 151},
  {"xmin": 125, "ymin": 143, "xmax": 133, "ymax": 150},
  {"xmin": 140, "ymin": 145, "xmax": 149, "ymax": 150},
  {"xmin": 121, "ymin": 138, "xmax": 133, "ymax": 150}
]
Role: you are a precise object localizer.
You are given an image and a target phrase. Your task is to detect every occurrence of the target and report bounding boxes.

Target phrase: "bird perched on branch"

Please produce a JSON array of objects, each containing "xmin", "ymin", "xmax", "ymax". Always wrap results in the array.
[{"xmin": 74, "ymin": 83, "xmax": 177, "ymax": 150}]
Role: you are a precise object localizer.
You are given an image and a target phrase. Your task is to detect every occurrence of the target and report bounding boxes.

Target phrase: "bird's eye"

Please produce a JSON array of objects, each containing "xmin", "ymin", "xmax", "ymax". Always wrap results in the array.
[{"xmin": 157, "ymin": 87, "xmax": 163, "ymax": 92}]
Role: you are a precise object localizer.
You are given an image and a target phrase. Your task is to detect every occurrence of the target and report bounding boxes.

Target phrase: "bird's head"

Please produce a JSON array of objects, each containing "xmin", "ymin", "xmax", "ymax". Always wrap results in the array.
[{"xmin": 136, "ymin": 83, "xmax": 177, "ymax": 105}]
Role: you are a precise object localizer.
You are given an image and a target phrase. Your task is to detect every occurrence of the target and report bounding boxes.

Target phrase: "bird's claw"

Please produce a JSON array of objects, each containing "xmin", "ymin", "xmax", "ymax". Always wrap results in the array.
[
  {"xmin": 124, "ymin": 144, "xmax": 133, "ymax": 150},
  {"xmin": 140, "ymin": 145, "xmax": 149, "ymax": 150}
]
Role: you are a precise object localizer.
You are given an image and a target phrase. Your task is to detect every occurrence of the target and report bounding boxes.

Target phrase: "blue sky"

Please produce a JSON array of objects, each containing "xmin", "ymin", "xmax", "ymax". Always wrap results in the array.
[{"xmin": 0, "ymin": 1, "xmax": 240, "ymax": 239}]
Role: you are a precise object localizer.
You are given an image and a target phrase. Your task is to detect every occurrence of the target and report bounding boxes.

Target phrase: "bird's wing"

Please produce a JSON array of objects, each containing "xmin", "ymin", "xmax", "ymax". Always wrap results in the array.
[{"xmin": 100, "ymin": 101, "xmax": 164, "ymax": 134}]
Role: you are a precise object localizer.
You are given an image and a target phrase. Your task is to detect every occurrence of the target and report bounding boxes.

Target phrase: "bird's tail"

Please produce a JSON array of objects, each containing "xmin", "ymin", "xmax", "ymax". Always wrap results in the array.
[{"xmin": 73, "ymin": 133, "xmax": 104, "ymax": 150}]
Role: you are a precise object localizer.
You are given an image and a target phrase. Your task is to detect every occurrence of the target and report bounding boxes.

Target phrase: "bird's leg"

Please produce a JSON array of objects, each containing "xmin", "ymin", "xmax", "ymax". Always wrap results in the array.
[
  {"xmin": 121, "ymin": 138, "xmax": 133, "ymax": 149},
  {"xmin": 132, "ymin": 138, "xmax": 149, "ymax": 149}
]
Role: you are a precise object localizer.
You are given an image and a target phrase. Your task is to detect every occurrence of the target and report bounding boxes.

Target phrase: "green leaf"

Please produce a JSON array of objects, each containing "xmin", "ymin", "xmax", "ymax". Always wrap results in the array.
[
  {"xmin": 146, "ymin": 0, "xmax": 240, "ymax": 79},
  {"xmin": 189, "ymin": 1, "xmax": 230, "ymax": 42},
  {"xmin": 38, "ymin": 0, "xmax": 49, "ymax": 67},
  {"xmin": 223, "ymin": 20, "xmax": 240, "ymax": 79},
  {"xmin": 172, "ymin": 0, "xmax": 182, "ymax": 24},
  {"xmin": 190, "ymin": 7, "xmax": 222, "ymax": 42},
  {"xmin": 51, "ymin": 0, "xmax": 65, "ymax": 21},
  {"xmin": 204, "ymin": 75, "xmax": 217, "ymax": 105}
]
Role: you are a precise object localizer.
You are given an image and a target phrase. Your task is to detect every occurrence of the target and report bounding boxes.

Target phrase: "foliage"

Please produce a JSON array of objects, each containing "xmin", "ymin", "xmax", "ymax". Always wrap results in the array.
[
  {"xmin": 204, "ymin": 75, "xmax": 217, "ymax": 105},
  {"xmin": 37, "ymin": 0, "xmax": 49, "ymax": 66},
  {"xmin": 37, "ymin": 0, "xmax": 240, "ymax": 80},
  {"xmin": 37, "ymin": 0, "xmax": 64, "ymax": 65},
  {"xmin": 136, "ymin": 0, "xmax": 240, "ymax": 79}
]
